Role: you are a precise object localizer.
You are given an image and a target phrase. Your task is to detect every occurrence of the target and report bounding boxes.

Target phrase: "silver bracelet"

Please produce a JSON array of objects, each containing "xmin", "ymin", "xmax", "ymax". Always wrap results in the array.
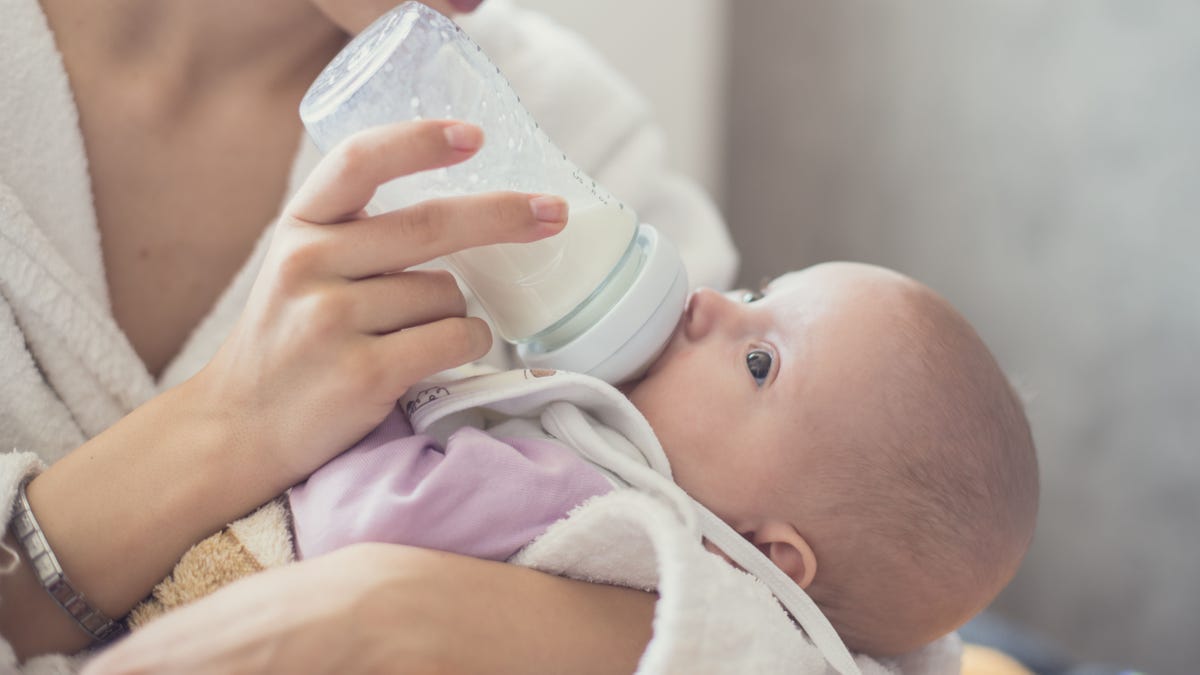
[{"xmin": 10, "ymin": 478, "xmax": 125, "ymax": 643}]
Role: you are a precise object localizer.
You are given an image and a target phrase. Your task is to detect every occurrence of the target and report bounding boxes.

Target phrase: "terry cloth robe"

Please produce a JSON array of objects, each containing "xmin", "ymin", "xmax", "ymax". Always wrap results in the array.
[{"xmin": 130, "ymin": 368, "xmax": 963, "ymax": 675}]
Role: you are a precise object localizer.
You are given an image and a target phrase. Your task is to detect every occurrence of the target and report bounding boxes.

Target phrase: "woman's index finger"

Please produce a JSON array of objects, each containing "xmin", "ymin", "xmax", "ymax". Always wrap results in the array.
[{"xmin": 288, "ymin": 120, "xmax": 483, "ymax": 225}]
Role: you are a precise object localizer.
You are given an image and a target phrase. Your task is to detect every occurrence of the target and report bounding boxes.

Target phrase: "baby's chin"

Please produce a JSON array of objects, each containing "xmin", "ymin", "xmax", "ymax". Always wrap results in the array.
[
  {"xmin": 615, "ymin": 376, "xmax": 644, "ymax": 398},
  {"xmin": 614, "ymin": 356, "xmax": 662, "ymax": 401}
]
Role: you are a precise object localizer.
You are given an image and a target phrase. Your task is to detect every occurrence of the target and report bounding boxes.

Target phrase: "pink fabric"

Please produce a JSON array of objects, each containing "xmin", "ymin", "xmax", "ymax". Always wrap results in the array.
[{"xmin": 288, "ymin": 406, "xmax": 614, "ymax": 560}]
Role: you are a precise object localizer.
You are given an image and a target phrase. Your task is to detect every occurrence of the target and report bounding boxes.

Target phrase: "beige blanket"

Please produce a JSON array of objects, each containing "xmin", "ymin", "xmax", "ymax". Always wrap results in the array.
[{"xmin": 127, "ymin": 499, "xmax": 295, "ymax": 629}]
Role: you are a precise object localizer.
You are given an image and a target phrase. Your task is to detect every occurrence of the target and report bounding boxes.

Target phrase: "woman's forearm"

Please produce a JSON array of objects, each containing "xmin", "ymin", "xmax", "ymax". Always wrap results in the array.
[
  {"xmin": 0, "ymin": 379, "xmax": 293, "ymax": 659},
  {"xmin": 80, "ymin": 544, "xmax": 656, "ymax": 675},
  {"xmin": 484, "ymin": 568, "xmax": 657, "ymax": 675},
  {"xmin": 363, "ymin": 547, "xmax": 657, "ymax": 675}
]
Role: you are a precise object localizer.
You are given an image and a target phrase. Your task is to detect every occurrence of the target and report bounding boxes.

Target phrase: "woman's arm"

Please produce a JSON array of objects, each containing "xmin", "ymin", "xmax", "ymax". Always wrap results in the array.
[
  {"xmin": 82, "ymin": 545, "xmax": 655, "ymax": 675},
  {"xmin": 0, "ymin": 120, "xmax": 568, "ymax": 660},
  {"xmin": 0, "ymin": 383, "xmax": 258, "ymax": 657}
]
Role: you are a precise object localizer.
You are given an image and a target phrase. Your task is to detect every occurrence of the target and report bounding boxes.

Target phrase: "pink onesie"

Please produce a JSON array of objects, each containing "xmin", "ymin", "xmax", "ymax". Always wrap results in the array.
[{"xmin": 288, "ymin": 405, "xmax": 614, "ymax": 561}]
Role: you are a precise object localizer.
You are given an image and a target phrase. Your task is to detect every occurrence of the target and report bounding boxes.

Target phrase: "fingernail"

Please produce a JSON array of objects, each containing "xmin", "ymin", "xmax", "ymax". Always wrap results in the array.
[
  {"xmin": 529, "ymin": 196, "xmax": 568, "ymax": 227},
  {"xmin": 444, "ymin": 123, "xmax": 483, "ymax": 151}
]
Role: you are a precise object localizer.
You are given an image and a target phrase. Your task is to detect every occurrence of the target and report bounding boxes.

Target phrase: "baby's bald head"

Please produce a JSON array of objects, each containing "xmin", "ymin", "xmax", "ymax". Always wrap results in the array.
[{"xmin": 776, "ymin": 266, "xmax": 1039, "ymax": 655}]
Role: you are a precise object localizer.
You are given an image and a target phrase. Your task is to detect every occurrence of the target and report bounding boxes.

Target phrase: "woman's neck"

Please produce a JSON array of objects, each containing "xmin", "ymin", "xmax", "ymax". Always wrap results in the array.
[{"xmin": 40, "ymin": 0, "xmax": 346, "ymax": 104}]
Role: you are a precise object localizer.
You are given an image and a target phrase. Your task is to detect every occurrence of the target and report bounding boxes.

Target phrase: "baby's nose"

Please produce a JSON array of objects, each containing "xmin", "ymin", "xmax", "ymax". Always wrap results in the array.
[{"xmin": 684, "ymin": 287, "xmax": 743, "ymax": 340}]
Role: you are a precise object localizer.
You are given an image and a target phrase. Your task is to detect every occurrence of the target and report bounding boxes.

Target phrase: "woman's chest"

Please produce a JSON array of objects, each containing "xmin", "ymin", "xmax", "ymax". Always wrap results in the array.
[{"xmin": 77, "ymin": 88, "xmax": 302, "ymax": 376}]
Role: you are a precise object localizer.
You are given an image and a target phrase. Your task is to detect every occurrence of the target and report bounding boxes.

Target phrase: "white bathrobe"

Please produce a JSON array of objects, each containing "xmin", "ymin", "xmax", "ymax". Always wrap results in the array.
[{"xmin": 0, "ymin": 0, "xmax": 954, "ymax": 672}]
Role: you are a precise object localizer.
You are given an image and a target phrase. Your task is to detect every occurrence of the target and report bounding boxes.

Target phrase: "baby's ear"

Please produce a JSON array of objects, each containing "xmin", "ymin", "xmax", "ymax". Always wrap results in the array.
[{"xmin": 753, "ymin": 521, "xmax": 818, "ymax": 589}]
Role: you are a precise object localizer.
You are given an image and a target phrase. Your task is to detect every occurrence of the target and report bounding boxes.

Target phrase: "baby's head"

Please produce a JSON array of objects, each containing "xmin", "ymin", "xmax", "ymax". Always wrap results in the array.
[{"xmin": 624, "ymin": 262, "xmax": 1038, "ymax": 657}]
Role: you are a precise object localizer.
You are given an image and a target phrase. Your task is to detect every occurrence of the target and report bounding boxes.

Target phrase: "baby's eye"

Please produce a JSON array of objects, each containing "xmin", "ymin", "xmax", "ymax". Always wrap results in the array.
[
  {"xmin": 746, "ymin": 349, "xmax": 773, "ymax": 387},
  {"xmin": 741, "ymin": 289, "xmax": 765, "ymax": 304}
]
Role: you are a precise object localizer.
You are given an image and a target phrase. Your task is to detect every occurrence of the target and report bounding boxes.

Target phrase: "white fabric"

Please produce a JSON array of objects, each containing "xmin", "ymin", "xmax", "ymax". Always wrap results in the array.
[
  {"xmin": 404, "ymin": 369, "xmax": 961, "ymax": 675},
  {"xmin": 0, "ymin": 0, "xmax": 736, "ymax": 670}
]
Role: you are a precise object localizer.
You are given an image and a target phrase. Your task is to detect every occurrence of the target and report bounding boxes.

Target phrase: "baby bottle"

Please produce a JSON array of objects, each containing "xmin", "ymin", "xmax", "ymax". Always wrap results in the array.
[{"xmin": 299, "ymin": 2, "xmax": 687, "ymax": 384}]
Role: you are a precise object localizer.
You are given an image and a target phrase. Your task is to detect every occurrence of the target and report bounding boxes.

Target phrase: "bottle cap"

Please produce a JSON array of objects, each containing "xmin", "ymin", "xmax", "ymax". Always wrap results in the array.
[{"xmin": 517, "ymin": 224, "xmax": 688, "ymax": 385}]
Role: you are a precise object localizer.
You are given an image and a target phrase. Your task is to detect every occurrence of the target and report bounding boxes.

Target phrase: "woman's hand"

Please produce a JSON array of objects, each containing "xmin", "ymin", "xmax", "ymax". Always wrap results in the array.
[
  {"xmin": 81, "ymin": 545, "xmax": 656, "ymax": 675},
  {"xmin": 191, "ymin": 119, "xmax": 567, "ymax": 487}
]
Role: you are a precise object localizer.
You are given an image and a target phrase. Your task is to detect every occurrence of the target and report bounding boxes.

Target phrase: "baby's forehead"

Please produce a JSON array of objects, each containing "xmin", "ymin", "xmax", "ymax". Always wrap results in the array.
[
  {"xmin": 765, "ymin": 265, "xmax": 931, "ymax": 331},
  {"xmin": 773, "ymin": 262, "xmax": 915, "ymax": 288}
]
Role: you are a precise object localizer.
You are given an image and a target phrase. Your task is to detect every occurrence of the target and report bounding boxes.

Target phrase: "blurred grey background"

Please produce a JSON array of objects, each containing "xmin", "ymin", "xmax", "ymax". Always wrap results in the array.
[{"xmin": 523, "ymin": 2, "xmax": 1199, "ymax": 673}]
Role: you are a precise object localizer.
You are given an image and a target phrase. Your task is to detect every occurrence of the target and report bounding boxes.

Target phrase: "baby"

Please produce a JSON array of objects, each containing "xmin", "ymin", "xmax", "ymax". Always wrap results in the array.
[
  {"xmin": 625, "ymin": 261, "xmax": 1039, "ymax": 655},
  {"xmin": 135, "ymin": 261, "xmax": 1038, "ymax": 659}
]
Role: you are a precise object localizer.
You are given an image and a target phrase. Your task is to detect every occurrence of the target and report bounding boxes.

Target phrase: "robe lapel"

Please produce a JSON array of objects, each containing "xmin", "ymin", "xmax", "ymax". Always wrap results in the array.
[
  {"xmin": 1, "ymin": 0, "xmax": 109, "ymax": 303},
  {"xmin": 0, "ymin": 0, "xmax": 155, "ymax": 432}
]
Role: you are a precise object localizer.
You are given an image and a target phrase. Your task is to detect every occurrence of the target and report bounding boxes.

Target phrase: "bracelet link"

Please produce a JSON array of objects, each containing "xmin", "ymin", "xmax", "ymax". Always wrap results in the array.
[{"xmin": 9, "ymin": 479, "xmax": 126, "ymax": 643}]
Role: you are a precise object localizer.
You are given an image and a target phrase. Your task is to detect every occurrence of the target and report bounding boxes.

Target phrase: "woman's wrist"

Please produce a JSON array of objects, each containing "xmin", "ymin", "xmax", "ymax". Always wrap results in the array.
[
  {"xmin": 0, "ymin": 529, "xmax": 95, "ymax": 659},
  {"xmin": 18, "ymin": 380, "xmax": 285, "ymax": 630},
  {"xmin": 173, "ymin": 364, "xmax": 311, "ymax": 493}
]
